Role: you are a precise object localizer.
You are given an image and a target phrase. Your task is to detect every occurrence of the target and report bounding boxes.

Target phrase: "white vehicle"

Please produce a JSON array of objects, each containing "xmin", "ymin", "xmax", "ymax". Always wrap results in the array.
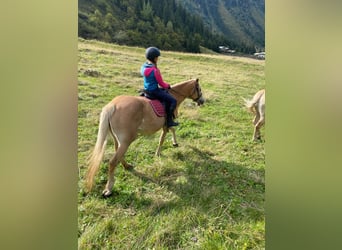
[{"xmin": 254, "ymin": 52, "xmax": 265, "ymax": 59}]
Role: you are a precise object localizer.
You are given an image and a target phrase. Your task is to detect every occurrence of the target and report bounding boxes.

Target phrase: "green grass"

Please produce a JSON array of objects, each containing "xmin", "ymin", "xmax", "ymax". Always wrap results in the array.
[{"xmin": 78, "ymin": 38, "xmax": 265, "ymax": 249}]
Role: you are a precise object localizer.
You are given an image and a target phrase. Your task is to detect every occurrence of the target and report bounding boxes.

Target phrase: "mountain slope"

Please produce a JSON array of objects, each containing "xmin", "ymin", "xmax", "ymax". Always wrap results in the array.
[
  {"xmin": 78, "ymin": 0, "xmax": 262, "ymax": 53},
  {"xmin": 79, "ymin": 0, "xmax": 240, "ymax": 53},
  {"xmin": 177, "ymin": 0, "xmax": 265, "ymax": 49}
]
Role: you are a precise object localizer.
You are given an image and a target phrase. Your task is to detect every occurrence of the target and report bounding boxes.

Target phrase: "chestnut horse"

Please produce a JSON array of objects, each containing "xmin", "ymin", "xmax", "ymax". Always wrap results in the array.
[
  {"xmin": 245, "ymin": 89, "xmax": 265, "ymax": 141},
  {"xmin": 86, "ymin": 78, "xmax": 204, "ymax": 197}
]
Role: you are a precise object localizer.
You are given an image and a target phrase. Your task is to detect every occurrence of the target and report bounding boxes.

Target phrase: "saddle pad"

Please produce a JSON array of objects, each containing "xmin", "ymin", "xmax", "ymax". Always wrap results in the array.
[{"xmin": 149, "ymin": 99, "xmax": 165, "ymax": 117}]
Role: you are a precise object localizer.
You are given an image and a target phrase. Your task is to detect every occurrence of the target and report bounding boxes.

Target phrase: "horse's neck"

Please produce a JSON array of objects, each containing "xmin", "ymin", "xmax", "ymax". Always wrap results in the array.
[
  {"xmin": 172, "ymin": 80, "xmax": 194, "ymax": 104},
  {"xmin": 174, "ymin": 94, "xmax": 185, "ymax": 107}
]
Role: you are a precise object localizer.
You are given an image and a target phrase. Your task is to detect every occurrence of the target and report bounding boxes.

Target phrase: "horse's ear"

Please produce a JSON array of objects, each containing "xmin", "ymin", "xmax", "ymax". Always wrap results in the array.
[{"xmin": 196, "ymin": 78, "xmax": 199, "ymax": 82}]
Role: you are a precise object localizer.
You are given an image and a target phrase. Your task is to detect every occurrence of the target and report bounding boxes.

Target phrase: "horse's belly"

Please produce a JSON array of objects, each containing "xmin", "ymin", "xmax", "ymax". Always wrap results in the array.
[{"xmin": 137, "ymin": 117, "xmax": 165, "ymax": 135}]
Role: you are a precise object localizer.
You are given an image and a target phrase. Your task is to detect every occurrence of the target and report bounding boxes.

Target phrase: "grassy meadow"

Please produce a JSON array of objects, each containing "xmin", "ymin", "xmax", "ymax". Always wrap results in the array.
[{"xmin": 78, "ymin": 38, "xmax": 265, "ymax": 249}]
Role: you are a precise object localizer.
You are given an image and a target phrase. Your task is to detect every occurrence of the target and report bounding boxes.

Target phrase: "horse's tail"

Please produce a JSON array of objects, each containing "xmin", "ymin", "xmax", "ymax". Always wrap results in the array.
[
  {"xmin": 85, "ymin": 103, "xmax": 115, "ymax": 192},
  {"xmin": 244, "ymin": 97, "xmax": 257, "ymax": 114},
  {"xmin": 244, "ymin": 89, "xmax": 265, "ymax": 114}
]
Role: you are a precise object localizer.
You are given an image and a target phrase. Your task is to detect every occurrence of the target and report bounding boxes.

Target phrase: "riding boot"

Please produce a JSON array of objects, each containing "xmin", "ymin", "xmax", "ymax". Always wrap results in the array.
[
  {"xmin": 166, "ymin": 105, "xmax": 179, "ymax": 128},
  {"xmin": 167, "ymin": 115, "xmax": 179, "ymax": 128}
]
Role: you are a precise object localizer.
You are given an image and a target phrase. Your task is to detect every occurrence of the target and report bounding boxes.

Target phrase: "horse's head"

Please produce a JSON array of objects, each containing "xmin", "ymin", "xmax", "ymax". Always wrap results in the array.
[
  {"xmin": 190, "ymin": 79, "xmax": 205, "ymax": 106},
  {"xmin": 169, "ymin": 78, "xmax": 205, "ymax": 106}
]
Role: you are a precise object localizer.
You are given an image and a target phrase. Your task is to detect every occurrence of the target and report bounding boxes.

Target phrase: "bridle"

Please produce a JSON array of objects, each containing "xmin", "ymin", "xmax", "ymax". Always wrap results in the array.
[
  {"xmin": 191, "ymin": 83, "xmax": 203, "ymax": 102},
  {"xmin": 169, "ymin": 81, "xmax": 202, "ymax": 103}
]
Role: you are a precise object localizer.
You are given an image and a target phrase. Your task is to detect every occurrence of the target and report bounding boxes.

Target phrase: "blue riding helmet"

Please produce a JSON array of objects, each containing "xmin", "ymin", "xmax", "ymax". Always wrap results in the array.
[{"xmin": 145, "ymin": 47, "xmax": 161, "ymax": 62}]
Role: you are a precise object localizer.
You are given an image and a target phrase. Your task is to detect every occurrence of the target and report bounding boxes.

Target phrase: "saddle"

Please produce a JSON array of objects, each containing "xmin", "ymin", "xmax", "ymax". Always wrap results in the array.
[{"xmin": 139, "ymin": 90, "xmax": 166, "ymax": 117}]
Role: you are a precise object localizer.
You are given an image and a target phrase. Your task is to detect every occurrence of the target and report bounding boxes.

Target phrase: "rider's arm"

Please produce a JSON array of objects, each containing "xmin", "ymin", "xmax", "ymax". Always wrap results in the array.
[{"xmin": 154, "ymin": 68, "xmax": 171, "ymax": 89}]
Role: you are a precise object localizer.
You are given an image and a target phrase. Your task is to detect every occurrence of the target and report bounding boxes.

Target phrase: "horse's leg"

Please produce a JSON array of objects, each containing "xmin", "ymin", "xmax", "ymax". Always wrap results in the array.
[
  {"xmin": 110, "ymin": 127, "xmax": 133, "ymax": 170},
  {"xmin": 112, "ymin": 135, "xmax": 133, "ymax": 170},
  {"xmin": 253, "ymin": 116, "xmax": 264, "ymax": 141},
  {"xmin": 252, "ymin": 107, "xmax": 261, "ymax": 140},
  {"xmin": 103, "ymin": 142, "xmax": 130, "ymax": 197},
  {"xmin": 121, "ymin": 158, "xmax": 133, "ymax": 170},
  {"xmin": 253, "ymin": 111, "xmax": 260, "ymax": 125},
  {"xmin": 155, "ymin": 127, "xmax": 168, "ymax": 157},
  {"xmin": 169, "ymin": 127, "xmax": 179, "ymax": 147},
  {"xmin": 253, "ymin": 125, "xmax": 260, "ymax": 141}
]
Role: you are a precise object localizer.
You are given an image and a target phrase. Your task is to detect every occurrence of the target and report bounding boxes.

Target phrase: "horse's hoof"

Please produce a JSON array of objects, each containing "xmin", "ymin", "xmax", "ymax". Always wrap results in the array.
[
  {"xmin": 102, "ymin": 190, "xmax": 113, "ymax": 198},
  {"xmin": 253, "ymin": 137, "xmax": 261, "ymax": 142},
  {"xmin": 124, "ymin": 164, "xmax": 134, "ymax": 170},
  {"xmin": 173, "ymin": 143, "xmax": 179, "ymax": 147}
]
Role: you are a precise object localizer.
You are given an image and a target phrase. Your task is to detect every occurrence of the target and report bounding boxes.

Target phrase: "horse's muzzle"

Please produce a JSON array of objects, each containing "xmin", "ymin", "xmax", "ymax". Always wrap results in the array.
[{"xmin": 196, "ymin": 97, "xmax": 205, "ymax": 106}]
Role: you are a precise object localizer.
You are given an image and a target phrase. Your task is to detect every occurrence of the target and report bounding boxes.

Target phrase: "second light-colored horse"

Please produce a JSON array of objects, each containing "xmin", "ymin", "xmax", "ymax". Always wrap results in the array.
[
  {"xmin": 86, "ymin": 78, "xmax": 204, "ymax": 197},
  {"xmin": 245, "ymin": 89, "xmax": 265, "ymax": 141}
]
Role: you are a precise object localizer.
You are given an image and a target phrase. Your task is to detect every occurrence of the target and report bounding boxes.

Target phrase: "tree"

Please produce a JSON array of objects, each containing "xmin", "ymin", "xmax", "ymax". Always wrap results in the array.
[
  {"xmin": 141, "ymin": 1, "xmax": 153, "ymax": 21},
  {"xmin": 166, "ymin": 21, "xmax": 173, "ymax": 32}
]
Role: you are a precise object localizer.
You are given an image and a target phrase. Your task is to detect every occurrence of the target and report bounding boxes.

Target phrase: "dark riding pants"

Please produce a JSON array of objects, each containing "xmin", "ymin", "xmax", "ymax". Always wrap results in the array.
[{"xmin": 146, "ymin": 88, "xmax": 177, "ymax": 117}]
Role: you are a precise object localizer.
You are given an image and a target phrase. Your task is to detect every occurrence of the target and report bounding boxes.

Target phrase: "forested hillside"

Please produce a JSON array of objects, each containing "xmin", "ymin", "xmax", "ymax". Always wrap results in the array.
[
  {"xmin": 78, "ymin": 0, "xmax": 256, "ymax": 53},
  {"xmin": 178, "ymin": 0, "xmax": 265, "ymax": 49}
]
